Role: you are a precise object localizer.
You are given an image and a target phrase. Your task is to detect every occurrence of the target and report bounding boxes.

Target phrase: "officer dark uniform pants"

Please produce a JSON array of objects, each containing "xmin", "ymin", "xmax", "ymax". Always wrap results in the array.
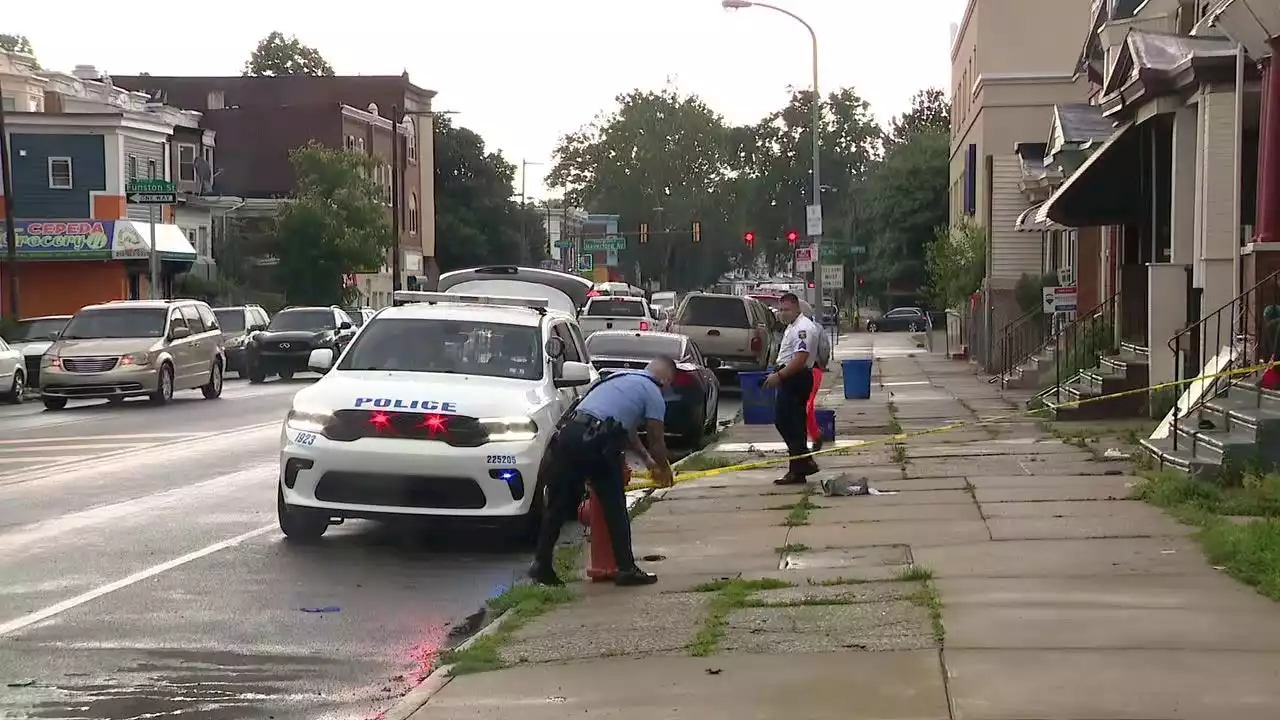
[
  {"xmin": 774, "ymin": 366, "xmax": 816, "ymax": 476},
  {"xmin": 533, "ymin": 417, "xmax": 637, "ymax": 570}
]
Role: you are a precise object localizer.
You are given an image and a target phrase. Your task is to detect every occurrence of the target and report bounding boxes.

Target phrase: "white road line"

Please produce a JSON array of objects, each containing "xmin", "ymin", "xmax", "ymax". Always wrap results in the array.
[
  {"xmin": 0, "ymin": 524, "xmax": 275, "ymax": 636},
  {"xmin": 0, "ymin": 433, "xmax": 194, "ymax": 445},
  {"xmin": 0, "ymin": 443, "xmax": 153, "ymax": 454}
]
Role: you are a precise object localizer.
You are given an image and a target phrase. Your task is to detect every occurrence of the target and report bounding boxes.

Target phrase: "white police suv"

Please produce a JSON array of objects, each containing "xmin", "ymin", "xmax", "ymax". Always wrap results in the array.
[{"xmin": 277, "ymin": 290, "xmax": 598, "ymax": 542}]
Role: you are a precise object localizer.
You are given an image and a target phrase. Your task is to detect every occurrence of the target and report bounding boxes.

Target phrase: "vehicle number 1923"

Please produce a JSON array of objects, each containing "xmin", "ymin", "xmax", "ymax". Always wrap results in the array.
[
  {"xmin": 294, "ymin": 432, "xmax": 317, "ymax": 446},
  {"xmin": 486, "ymin": 454, "xmax": 516, "ymax": 465}
]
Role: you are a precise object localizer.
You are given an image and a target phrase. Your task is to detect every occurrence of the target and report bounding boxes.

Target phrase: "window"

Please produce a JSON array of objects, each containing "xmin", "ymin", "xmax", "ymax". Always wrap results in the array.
[
  {"xmin": 338, "ymin": 318, "xmax": 544, "ymax": 380},
  {"xmin": 585, "ymin": 298, "xmax": 646, "ymax": 317},
  {"xmin": 179, "ymin": 304, "xmax": 205, "ymax": 334},
  {"xmin": 177, "ymin": 144, "xmax": 197, "ymax": 182},
  {"xmin": 586, "ymin": 333, "xmax": 682, "ymax": 358},
  {"xmin": 356, "ymin": 137, "xmax": 365, "ymax": 152},
  {"xmin": 408, "ymin": 193, "xmax": 418, "ymax": 233},
  {"xmin": 385, "ymin": 164, "xmax": 393, "ymax": 204},
  {"xmin": 214, "ymin": 308, "xmax": 246, "ymax": 332},
  {"xmin": 128, "ymin": 154, "xmax": 138, "ymax": 181},
  {"xmin": 197, "ymin": 303, "xmax": 219, "ymax": 333},
  {"xmin": 0, "ymin": 96, "xmax": 14, "ymax": 112},
  {"xmin": 676, "ymin": 296, "xmax": 750, "ymax": 328},
  {"xmin": 207, "ymin": 90, "xmax": 225, "ymax": 110},
  {"xmin": 201, "ymin": 146, "xmax": 214, "ymax": 176},
  {"xmin": 404, "ymin": 118, "xmax": 417, "ymax": 163},
  {"xmin": 551, "ymin": 323, "xmax": 581, "ymax": 363},
  {"xmin": 147, "ymin": 158, "xmax": 157, "ymax": 179},
  {"xmin": 48, "ymin": 157, "xmax": 73, "ymax": 189},
  {"xmin": 62, "ymin": 307, "xmax": 166, "ymax": 339},
  {"xmin": 197, "ymin": 227, "xmax": 210, "ymax": 257},
  {"xmin": 268, "ymin": 309, "xmax": 336, "ymax": 331}
]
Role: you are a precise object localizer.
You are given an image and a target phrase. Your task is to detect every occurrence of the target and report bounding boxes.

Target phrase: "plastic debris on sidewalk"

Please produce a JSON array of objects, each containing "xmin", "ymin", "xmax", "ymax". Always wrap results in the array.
[
  {"xmin": 1103, "ymin": 448, "xmax": 1132, "ymax": 460},
  {"xmin": 299, "ymin": 605, "xmax": 341, "ymax": 613},
  {"xmin": 820, "ymin": 472, "xmax": 899, "ymax": 497}
]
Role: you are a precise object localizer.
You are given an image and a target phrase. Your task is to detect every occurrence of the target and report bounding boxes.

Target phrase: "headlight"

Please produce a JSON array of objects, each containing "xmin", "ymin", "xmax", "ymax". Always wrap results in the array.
[
  {"xmin": 286, "ymin": 408, "xmax": 333, "ymax": 433},
  {"xmin": 118, "ymin": 352, "xmax": 151, "ymax": 367},
  {"xmin": 480, "ymin": 416, "xmax": 538, "ymax": 442}
]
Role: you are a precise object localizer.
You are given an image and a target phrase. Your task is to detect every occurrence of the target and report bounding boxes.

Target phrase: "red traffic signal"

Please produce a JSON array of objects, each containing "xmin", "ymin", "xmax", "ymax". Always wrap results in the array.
[
  {"xmin": 744, "ymin": 231, "xmax": 755, "ymax": 246},
  {"xmin": 808, "ymin": 282, "xmax": 816, "ymax": 288},
  {"xmin": 786, "ymin": 230, "xmax": 799, "ymax": 245},
  {"xmin": 858, "ymin": 276, "xmax": 865, "ymax": 285}
]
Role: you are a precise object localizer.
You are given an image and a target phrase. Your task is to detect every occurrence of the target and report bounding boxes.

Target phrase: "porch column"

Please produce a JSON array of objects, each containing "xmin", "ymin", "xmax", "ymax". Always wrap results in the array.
[
  {"xmin": 1198, "ymin": 90, "xmax": 1241, "ymax": 350},
  {"xmin": 1256, "ymin": 53, "xmax": 1273, "ymax": 242},
  {"xmin": 1262, "ymin": 45, "xmax": 1280, "ymax": 243},
  {"xmin": 1170, "ymin": 106, "xmax": 1197, "ymax": 264}
]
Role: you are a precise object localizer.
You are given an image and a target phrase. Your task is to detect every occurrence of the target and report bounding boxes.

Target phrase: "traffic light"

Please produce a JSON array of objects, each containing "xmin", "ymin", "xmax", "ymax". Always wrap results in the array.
[
  {"xmin": 744, "ymin": 231, "xmax": 755, "ymax": 247},
  {"xmin": 639, "ymin": 222, "xmax": 649, "ymax": 243},
  {"xmin": 858, "ymin": 276, "xmax": 865, "ymax": 285},
  {"xmin": 786, "ymin": 229, "xmax": 799, "ymax": 246},
  {"xmin": 692, "ymin": 221, "xmax": 701, "ymax": 243}
]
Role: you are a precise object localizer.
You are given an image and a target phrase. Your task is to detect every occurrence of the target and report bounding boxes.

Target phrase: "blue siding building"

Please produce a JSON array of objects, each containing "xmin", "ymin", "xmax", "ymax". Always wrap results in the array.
[{"xmin": 7, "ymin": 134, "xmax": 107, "ymax": 219}]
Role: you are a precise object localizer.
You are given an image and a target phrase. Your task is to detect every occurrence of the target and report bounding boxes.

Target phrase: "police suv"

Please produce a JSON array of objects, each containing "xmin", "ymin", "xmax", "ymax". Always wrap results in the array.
[{"xmin": 276, "ymin": 290, "xmax": 599, "ymax": 542}]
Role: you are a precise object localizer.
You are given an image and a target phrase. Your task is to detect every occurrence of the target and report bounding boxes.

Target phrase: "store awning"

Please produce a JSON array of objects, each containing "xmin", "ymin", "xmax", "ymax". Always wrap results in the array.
[
  {"xmin": 1034, "ymin": 121, "xmax": 1142, "ymax": 228},
  {"xmin": 1016, "ymin": 202, "xmax": 1065, "ymax": 232}
]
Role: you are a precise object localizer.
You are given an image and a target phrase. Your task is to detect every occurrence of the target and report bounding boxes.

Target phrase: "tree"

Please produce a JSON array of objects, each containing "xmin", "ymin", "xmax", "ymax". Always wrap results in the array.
[
  {"xmin": 925, "ymin": 217, "xmax": 986, "ymax": 309},
  {"xmin": 244, "ymin": 32, "xmax": 334, "ymax": 77},
  {"xmin": 434, "ymin": 117, "xmax": 547, "ymax": 271},
  {"xmin": 0, "ymin": 34, "xmax": 38, "ymax": 68},
  {"xmin": 861, "ymin": 129, "xmax": 949, "ymax": 298},
  {"xmin": 269, "ymin": 142, "xmax": 391, "ymax": 305},
  {"xmin": 887, "ymin": 88, "xmax": 950, "ymax": 146}
]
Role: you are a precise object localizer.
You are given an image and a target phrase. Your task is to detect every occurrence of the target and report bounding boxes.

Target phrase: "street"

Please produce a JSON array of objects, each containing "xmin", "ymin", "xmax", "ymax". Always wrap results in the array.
[{"xmin": 0, "ymin": 375, "xmax": 741, "ymax": 720}]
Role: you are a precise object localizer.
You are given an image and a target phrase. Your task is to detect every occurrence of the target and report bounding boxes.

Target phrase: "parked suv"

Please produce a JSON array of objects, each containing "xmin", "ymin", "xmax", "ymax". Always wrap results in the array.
[
  {"xmin": 668, "ymin": 293, "xmax": 780, "ymax": 384},
  {"xmin": 245, "ymin": 306, "xmax": 356, "ymax": 383},
  {"xmin": 212, "ymin": 305, "xmax": 271, "ymax": 378},
  {"xmin": 40, "ymin": 299, "xmax": 226, "ymax": 410}
]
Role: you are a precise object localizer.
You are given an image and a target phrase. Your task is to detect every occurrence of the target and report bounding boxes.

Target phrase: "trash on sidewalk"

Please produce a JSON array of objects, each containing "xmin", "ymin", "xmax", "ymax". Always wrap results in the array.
[
  {"xmin": 299, "ymin": 605, "xmax": 341, "ymax": 613},
  {"xmin": 1103, "ymin": 448, "xmax": 1131, "ymax": 459},
  {"xmin": 820, "ymin": 473, "xmax": 899, "ymax": 497}
]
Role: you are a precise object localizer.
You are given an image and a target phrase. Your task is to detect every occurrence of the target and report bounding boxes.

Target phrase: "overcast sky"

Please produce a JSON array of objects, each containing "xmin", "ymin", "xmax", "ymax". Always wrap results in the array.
[{"xmin": 6, "ymin": 0, "xmax": 967, "ymax": 199}]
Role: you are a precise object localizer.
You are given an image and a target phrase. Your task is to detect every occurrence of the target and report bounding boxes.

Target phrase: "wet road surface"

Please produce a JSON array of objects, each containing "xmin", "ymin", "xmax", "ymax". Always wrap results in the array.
[{"xmin": 0, "ymin": 376, "xmax": 742, "ymax": 719}]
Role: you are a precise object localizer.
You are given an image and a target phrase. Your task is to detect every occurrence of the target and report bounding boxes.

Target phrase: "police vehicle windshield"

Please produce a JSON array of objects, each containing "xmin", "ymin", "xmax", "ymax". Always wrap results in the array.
[
  {"xmin": 337, "ymin": 318, "xmax": 544, "ymax": 380},
  {"xmin": 269, "ymin": 309, "xmax": 335, "ymax": 331}
]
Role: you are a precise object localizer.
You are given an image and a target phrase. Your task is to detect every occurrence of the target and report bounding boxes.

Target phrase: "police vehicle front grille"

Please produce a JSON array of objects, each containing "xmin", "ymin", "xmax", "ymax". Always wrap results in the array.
[
  {"xmin": 327, "ymin": 410, "xmax": 488, "ymax": 446},
  {"xmin": 314, "ymin": 471, "xmax": 487, "ymax": 509}
]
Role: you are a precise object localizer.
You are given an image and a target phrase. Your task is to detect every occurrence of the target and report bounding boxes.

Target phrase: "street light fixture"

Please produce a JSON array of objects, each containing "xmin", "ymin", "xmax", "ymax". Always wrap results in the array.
[{"xmin": 721, "ymin": 0, "xmax": 824, "ymax": 303}]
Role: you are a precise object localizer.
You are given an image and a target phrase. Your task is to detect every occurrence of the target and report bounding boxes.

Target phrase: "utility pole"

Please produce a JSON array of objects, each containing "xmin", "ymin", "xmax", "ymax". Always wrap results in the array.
[
  {"xmin": 0, "ymin": 77, "xmax": 18, "ymax": 319},
  {"xmin": 519, "ymin": 159, "xmax": 542, "ymax": 266}
]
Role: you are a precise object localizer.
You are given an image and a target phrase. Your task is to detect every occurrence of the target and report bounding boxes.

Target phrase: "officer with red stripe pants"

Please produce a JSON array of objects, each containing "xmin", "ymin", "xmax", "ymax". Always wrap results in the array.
[{"xmin": 764, "ymin": 293, "xmax": 821, "ymax": 485}]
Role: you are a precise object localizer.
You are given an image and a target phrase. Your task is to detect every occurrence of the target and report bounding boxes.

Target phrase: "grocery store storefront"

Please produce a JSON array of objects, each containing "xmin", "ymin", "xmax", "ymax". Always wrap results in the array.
[{"xmin": 0, "ymin": 219, "xmax": 198, "ymax": 319}]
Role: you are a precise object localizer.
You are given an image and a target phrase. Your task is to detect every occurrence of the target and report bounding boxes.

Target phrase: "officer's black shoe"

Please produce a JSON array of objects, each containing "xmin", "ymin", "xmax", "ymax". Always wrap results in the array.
[
  {"xmin": 774, "ymin": 472, "xmax": 807, "ymax": 485},
  {"xmin": 527, "ymin": 561, "xmax": 564, "ymax": 586},
  {"xmin": 614, "ymin": 567, "xmax": 659, "ymax": 586},
  {"xmin": 802, "ymin": 458, "xmax": 820, "ymax": 476}
]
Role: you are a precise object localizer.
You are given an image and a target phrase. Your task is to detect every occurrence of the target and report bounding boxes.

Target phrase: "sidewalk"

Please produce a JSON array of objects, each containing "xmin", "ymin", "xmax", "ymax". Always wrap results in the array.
[{"xmin": 409, "ymin": 333, "xmax": 1280, "ymax": 720}]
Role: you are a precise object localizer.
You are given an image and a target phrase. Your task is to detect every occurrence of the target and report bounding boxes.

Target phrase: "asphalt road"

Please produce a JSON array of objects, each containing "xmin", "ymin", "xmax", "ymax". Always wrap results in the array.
[{"xmin": 0, "ymin": 375, "xmax": 742, "ymax": 720}]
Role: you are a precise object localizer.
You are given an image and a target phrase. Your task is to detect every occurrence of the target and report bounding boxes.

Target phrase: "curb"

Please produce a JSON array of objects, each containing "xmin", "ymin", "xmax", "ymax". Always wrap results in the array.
[{"xmin": 381, "ymin": 608, "xmax": 514, "ymax": 720}]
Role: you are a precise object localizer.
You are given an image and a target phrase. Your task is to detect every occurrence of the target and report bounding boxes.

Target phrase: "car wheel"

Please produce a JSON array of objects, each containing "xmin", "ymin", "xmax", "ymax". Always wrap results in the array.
[
  {"xmin": 867, "ymin": 321, "xmax": 879, "ymax": 333},
  {"xmin": 202, "ymin": 361, "xmax": 224, "ymax": 400},
  {"xmin": 705, "ymin": 396, "xmax": 719, "ymax": 434},
  {"xmin": 277, "ymin": 485, "xmax": 330, "ymax": 542},
  {"xmin": 279, "ymin": 369, "xmax": 295, "ymax": 381},
  {"xmin": 150, "ymin": 363, "xmax": 174, "ymax": 405},
  {"xmin": 42, "ymin": 397, "xmax": 67, "ymax": 411},
  {"xmin": 683, "ymin": 407, "xmax": 708, "ymax": 448},
  {"xmin": 5, "ymin": 371, "xmax": 24, "ymax": 404},
  {"xmin": 248, "ymin": 367, "xmax": 267, "ymax": 384},
  {"xmin": 908, "ymin": 322, "xmax": 920, "ymax": 332}
]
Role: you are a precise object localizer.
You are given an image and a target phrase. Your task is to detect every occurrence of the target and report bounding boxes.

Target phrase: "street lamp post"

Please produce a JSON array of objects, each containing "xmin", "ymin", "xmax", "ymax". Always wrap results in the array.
[{"xmin": 722, "ymin": 0, "xmax": 822, "ymax": 304}]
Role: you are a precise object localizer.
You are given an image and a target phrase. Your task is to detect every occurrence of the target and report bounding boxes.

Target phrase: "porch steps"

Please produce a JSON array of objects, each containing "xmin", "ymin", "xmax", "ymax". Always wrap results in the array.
[
  {"xmin": 1000, "ymin": 345, "xmax": 1055, "ymax": 389},
  {"xmin": 1141, "ymin": 381, "xmax": 1280, "ymax": 478},
  {"xmin": 1041, "ymin": 343, "xmax": 1149, "ymax": 420}
]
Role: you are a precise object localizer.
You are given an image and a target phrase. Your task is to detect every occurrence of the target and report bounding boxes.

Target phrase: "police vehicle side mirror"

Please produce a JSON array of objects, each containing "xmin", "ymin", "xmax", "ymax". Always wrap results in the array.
[
  {"xmin": 308, "ymin": 348, "xmax": 335, "ymax": 372},
  {"xmin": 554, "ymin": 360, "xmax": 592, "ymax": 388},
  {"xmin": 339, "ymin": 321, "xmax": 353, "ymax": 330}
]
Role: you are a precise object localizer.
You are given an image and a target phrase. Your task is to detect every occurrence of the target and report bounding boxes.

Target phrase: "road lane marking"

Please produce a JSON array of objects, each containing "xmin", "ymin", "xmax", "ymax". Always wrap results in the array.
[
  {"xmin": 0, "ymin": 524, "xmax": 275, "ymax": 636},
  {"xmin": 0, "ymin": 443, "xmax": 154, "ymax": 454},
  {"xmin": 0, "ymin": 433, "xmax": 194, "ymax": 445}
]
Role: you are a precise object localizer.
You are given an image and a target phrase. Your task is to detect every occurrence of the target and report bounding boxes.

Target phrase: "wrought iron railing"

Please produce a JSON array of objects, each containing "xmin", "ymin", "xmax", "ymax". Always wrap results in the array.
[
  {"xmin": 1051, "ymin": 290, "xmax": 1122, "ymax": 402},
  {"xmin": 1167, "ymin": 270, "xmax": 1280, "ymax": 452},
  {"xmin": 995, "ymin": 308, "xmax": 1051, "ymax": 389}
]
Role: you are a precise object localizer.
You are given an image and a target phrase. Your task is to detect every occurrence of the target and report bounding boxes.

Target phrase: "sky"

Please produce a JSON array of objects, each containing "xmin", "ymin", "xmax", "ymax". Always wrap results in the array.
[{"xmin": 5, "ymin": 0, "xmax": 968, "ymax": 199}]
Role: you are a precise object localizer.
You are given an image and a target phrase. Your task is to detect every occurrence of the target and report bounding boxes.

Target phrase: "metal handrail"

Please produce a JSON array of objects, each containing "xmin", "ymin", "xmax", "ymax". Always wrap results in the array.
[
  {"xmin": 1050, "ymin": 289, "xmax": 1122, "ymax": 403},
  {"xmin": 1168, "ymin": 269, "xmax": 1280, "ymax": 452},
  {"xmin": 995, "ymin": 307, "xmax": 1050, "ymax": 388}
]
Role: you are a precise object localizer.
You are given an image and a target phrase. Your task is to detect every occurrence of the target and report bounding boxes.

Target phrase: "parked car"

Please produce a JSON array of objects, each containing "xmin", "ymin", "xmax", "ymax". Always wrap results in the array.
[
  {"xmin": 344, "ymin": 308, "xmax": 377, "ymax": 327},
  {"xmin": 6, "ymin": 314, "xmax": 72, "ymax": 392},
  {"xmin": 866, "ymin": 307, "xmax": 930, "ymax": 333},
  {"xmin": 667, "ymin": 293, "xmax": 780, "ymax": 384},
  {"xmin": 0, "ymin": 337, "xmax": 25, "ymax": 403},
  {"xmin": 212, "ymin": 305, "xmax": 271, "ymax": 378},
  {"xmin": 244, "ymin": 306, "xmax": 357, "ymax": 383},
  {"xmin": 437, "ymin": 265, "xmax": 593, "ymax": 317},
  {"xmin": 584, "ymin": 330, "xmax": 721, "ymax": 446},
  {"xmin": 751, "ymin": 293, "xmax": 815, "ymax": 318},
  {"xmin": 578, "ymin": 296, "xmax": 656, "ymax": 337},
  {"xmin": 40, "ymin": 299, "xmax": 226, "ymax": 409}
]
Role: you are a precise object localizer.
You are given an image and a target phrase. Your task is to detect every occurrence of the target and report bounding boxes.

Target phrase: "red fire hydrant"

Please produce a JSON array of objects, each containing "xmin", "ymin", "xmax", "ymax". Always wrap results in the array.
[{"xmin": 576, "ymin": 464, "xmax": 631, "ymax": 581}]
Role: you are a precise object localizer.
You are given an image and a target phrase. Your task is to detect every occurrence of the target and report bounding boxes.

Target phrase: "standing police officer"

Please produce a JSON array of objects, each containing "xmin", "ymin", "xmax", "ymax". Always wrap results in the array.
[
  {"xmin": 765, "ymin": 293, "xmax": 821, "ymax": 485},
  {"xmin": 528, "ymin": 357, "xmax": 678, "ymax": 587}
]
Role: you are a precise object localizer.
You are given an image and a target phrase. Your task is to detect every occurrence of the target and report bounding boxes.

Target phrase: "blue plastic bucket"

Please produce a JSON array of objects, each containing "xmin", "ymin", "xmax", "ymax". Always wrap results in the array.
[
  {"xmin": 739, "ymin": 370, "xmax": 776, "ymax": 425},
  {"xmin": 816, "ymin": 409, "xmax": 836, "ymax": 442},
  {"xmin": 841, "ymin": 358, "xmax": 873, "ymax": 400}
]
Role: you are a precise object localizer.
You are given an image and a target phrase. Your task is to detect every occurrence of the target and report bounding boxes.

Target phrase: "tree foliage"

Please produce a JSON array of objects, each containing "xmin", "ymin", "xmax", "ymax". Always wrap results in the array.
[
  {"xmin": 435, "ymin": 117, "xmax": 547, "ymax": 272},
  {"xmin": 0, "ymin": 34, "xmax": 34, "ymax": 56},
  {"xmin": 887, "ymin": 88, "xmax": 950, "ymax": 146},
  {"xmin": 244, "ymin": 32, "xmax": 334, "ymax": 77},
  {"xmin": 861, "ymin": 129, "xmax": 949, "ymax": 296},
  {"xmin": 925, "ymin": 217, "xmax": 987, "ymax": 309},
  {"xmin": 269, "ymin": 142, "xmax": 391, "ymax": 305}
]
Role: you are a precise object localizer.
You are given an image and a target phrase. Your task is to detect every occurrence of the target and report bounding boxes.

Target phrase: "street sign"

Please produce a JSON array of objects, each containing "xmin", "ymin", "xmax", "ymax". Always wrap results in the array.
[
  {"xmin": 794, "ymin": 246, "xmax": 815, "ymax": 273},
  {"xmin": 805, "ymin": 203, "xmax": 823, "ymax": 237},
  {"xmin": 126, "ymin": 179, "xmax": 176, "ymax": 205},
  {"xmin": 1042, "ymin": 285, "xmax": 1078, "ymax": 314},
  {"xmin": 554, "ymin": 239, "xmax": 573, "ymax": 248},
  {"xmin": 583, "ymin": 235, "xmax": 625, "ymax": 252},
  {"xmin": 820, "ymin": 264, "xmax": 844, "ymax": 289},
  {"xmin": 851, "ymin": 245, "xmax": 867, "ymax": 254},
  {"xmin": 578, "ymin": 254, "xmax": 593, "ymax": 272}
]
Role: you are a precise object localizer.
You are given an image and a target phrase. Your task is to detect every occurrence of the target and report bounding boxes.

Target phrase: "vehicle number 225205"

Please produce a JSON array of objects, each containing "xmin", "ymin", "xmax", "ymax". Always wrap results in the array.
[{"xmin": 486, "ymin": 454, "xmax": 516, "ymax": 465}]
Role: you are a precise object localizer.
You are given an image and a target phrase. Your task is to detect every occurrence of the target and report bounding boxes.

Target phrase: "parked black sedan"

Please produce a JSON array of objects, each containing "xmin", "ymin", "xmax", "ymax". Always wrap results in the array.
[
  {"xmin": 584, "ymin": 330, "xmax": 721, "ymax": 447},
  {"xmin": 245, "ymin": 306, "xmax": 357, "ymax": 383},
  {"xmin": 866, "ymin": 306, "xmax": 931, "ymax": 333}
]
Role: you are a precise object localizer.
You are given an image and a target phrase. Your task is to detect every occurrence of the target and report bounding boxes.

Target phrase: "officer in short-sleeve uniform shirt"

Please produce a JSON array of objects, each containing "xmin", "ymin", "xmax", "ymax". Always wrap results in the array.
[{"xmin": 765, "ymin": 293, "xmax": 822, "ymax": 485}]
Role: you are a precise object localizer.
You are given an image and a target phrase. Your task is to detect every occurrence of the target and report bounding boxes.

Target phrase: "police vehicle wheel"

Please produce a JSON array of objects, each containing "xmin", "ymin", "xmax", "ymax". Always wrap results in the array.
[
  {"xmin": 279, "ymin": 369, "xmax": 295, "ymax": 381},
  {"xmin": 278, "ymin": 486, "xmax": 329, "ymax": 542}
]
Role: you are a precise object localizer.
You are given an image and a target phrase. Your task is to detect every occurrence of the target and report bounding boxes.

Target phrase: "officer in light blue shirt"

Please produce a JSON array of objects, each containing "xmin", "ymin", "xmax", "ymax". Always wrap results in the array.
[{"xmin": 530, "ymin": 358, "xmax": 677, "ymax": 588}]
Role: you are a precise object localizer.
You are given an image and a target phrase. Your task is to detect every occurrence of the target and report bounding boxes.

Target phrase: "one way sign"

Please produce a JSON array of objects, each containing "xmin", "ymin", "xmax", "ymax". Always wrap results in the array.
[{"xmin": 127, "ymin": 192, "xmax": 176, "ymax": 204}]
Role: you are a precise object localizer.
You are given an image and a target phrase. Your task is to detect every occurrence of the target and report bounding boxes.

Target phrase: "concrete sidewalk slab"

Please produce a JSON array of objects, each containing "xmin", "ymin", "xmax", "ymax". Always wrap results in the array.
[
  {"xmin": 945, "ymin": 648, "xmax": 1280, "ymax": 720},
  {"xmin": 790, "ymin": 519, "xmax": 992, "ymax": 548},
  {"xmin": 807, "ymin": 502, "xmax": 983, "ymax": 523},
  {"xmin": 634, "ymin": 510, "xmax": 784, "ymax": 534},
  {"xmin": 978, "ymin": 499, "xmax": 1155, "ymax": 518},
  {"xmin": 974, "ymin": 483, "xmax": 1133, "ymax": 503},
  {"xmin": 722, "ymin": 599, "xmax": 935, "ymax": 653},
  {"xmin": 984, "ymin": 514, "xmax": 1193, "ymax": 541},
  {"xmin": 864, "ymin": 476, "xmax": 970, "ymax": 491},
  {"xmin": 966, "ymin": 474, "xmax": 1137, "ymax": 488},
  {"xmin": 633, "ymin": 526, "xmax": 790, "ymax": 558},
  {"xmin": 915, "ymin": 536, "xmax": 1212, "ymax": 578},
  {"xmin": 905, "ymin": 442, "xmax": 1084, "ymax": 458},
  {"xmin": 414, "ymin": 652, "xmax": 951, "ymax": 720},
  {"xmin": 642, "ymin": 494, "xmax": 791, "ymax": 515},
  {"xmin": 809, "ymin": 489, "xmax": 975, "ymax": 506}
]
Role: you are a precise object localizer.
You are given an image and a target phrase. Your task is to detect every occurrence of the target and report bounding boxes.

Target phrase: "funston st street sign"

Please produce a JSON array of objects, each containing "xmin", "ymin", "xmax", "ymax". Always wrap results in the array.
[{"xmin": 126, "ymin": 179, "xmax": 177, "ymax": 205}]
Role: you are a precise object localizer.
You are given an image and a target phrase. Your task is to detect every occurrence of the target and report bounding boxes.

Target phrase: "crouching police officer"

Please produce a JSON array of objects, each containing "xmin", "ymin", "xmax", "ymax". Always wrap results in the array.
[
  {"xmin": 528, "ymin": 357, "xmax": 678, "ymax": 587},
  {"xmin": 765, "ymin": 292, "xmax": 821, "ymax": 485}
]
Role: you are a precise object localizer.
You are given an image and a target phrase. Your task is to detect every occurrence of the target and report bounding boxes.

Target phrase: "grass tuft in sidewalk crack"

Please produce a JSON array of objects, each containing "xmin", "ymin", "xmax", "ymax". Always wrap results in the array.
[
  {"xmin": 782, "ymin": 491, "xmax": 817, "ymax": 526},
  {"xmin": 908, "ymin": 581, "xmax": 946, "ymax": 645},
  {"xmin": 775, "ymin": 543, "xmax": 810, "ymax": 554},
  {"xmin": 688, "ymin": 579, "xmax": 793, "ymax": 656},
  {"xmin": 439, "ymin": 543, "xmax": 581, "ymax": 675}
]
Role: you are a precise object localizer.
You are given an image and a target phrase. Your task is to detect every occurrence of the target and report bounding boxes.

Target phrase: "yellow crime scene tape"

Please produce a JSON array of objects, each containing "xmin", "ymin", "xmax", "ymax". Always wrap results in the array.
[{"xmin": 624, "ymin": 360, "xmax": 1278, "ymax": 491}]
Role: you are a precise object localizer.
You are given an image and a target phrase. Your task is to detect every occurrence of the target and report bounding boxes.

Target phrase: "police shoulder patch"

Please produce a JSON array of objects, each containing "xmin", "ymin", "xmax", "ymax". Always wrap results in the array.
[{"xmin": 798, "ymin": 330, "xmax": 807, "ymax": 339}]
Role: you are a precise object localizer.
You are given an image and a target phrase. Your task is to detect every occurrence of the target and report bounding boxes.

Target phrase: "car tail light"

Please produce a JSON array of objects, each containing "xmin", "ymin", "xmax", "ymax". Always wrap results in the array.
[
  {"xmin": 673, "ymin": 371, "xmax": 694, "ymax": 387},
  {"xmin": 750, "ymin": 333, "xmax": 763, "ymax": 353},
  {"xmin": 639, "ymin": 321, "xmax": 649, "ymax": 331}
]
